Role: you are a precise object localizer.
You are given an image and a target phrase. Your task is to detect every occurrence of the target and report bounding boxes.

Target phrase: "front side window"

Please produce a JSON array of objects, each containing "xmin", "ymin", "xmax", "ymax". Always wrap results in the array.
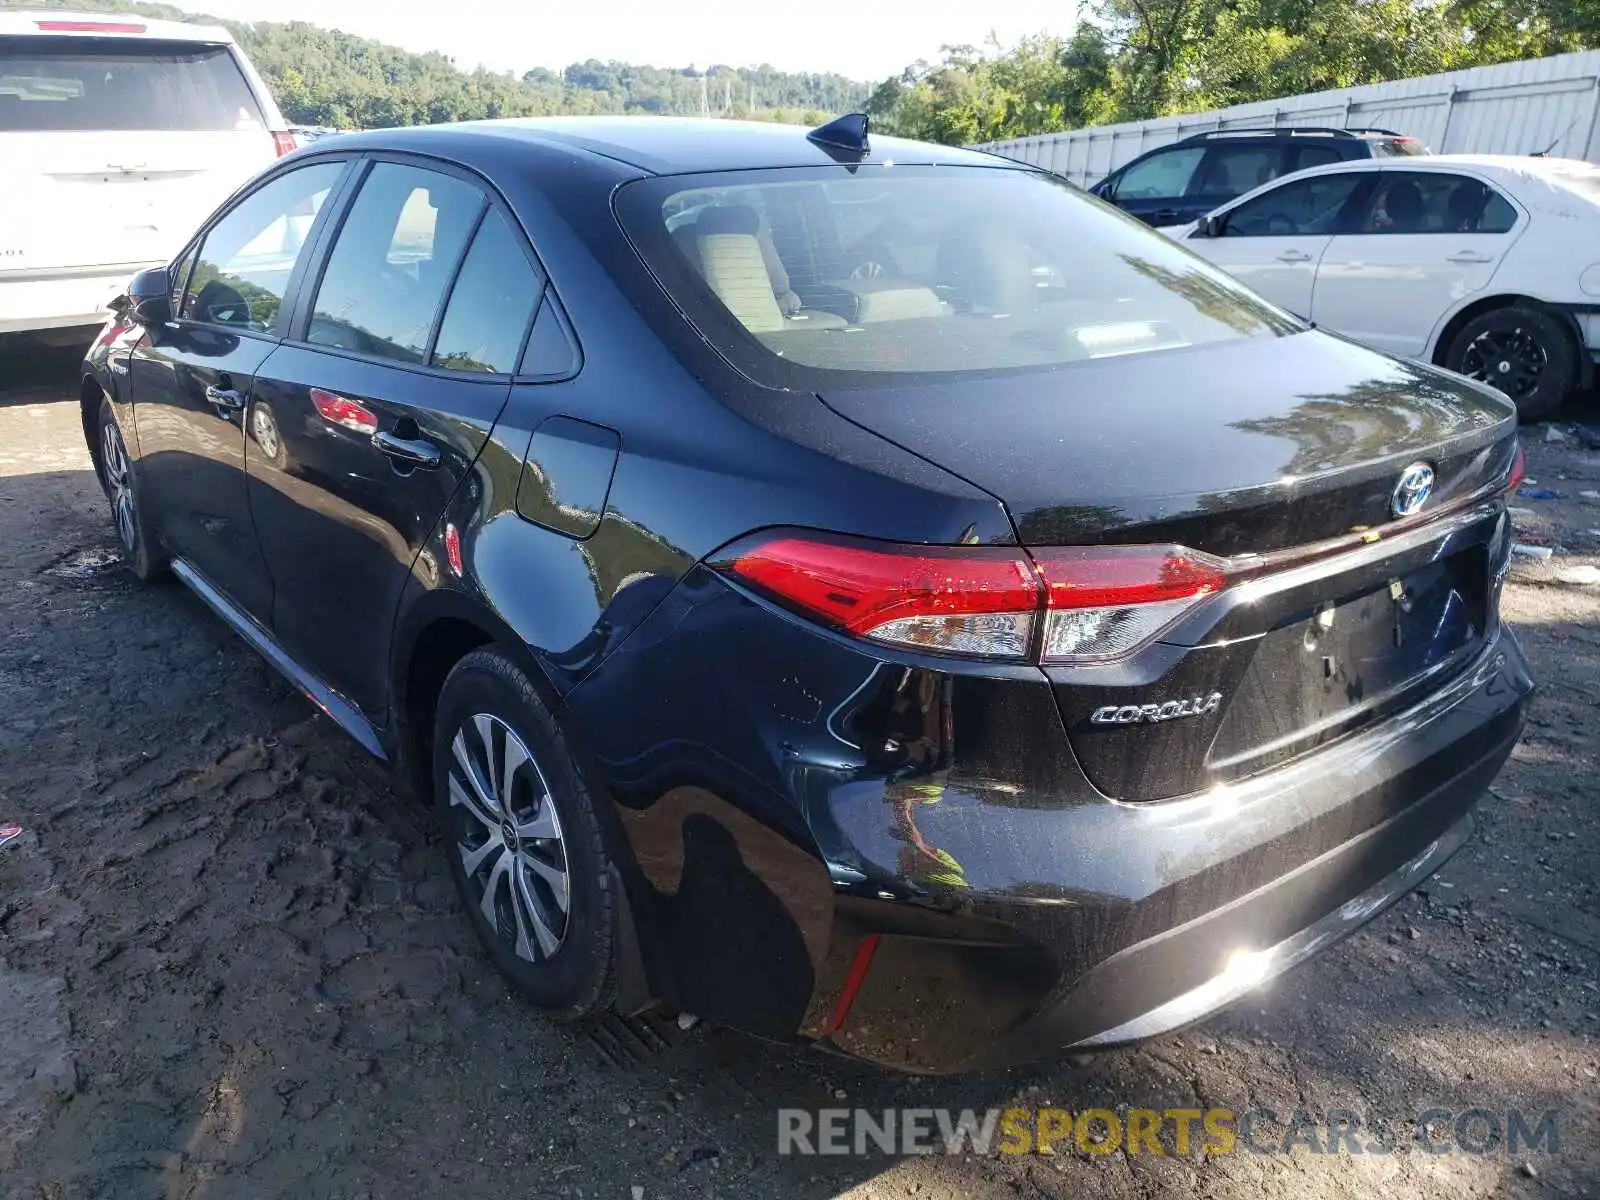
[
  {"xmin": 308, "ymin": 163, "xmax": 484, "ymax": 365},
  {"xmin": 1356, "ymin": 173, "xmax": 1518, "ymax": 235},
  {"xmin": 1221, "ymin": 172, "xmax": 1364, "ymax": 237},
  {"xmin": 431, "ymin": 208, "xmax": 544, "ymax": 374},
  {"xmin": 617, "ymin": 164, "xmax": 1299, "ymax": 388},
  {"xmin": 182, "ymin": 162, "xmax": 343, "ymax": 331},
  {"xmin": 0, "ymin": 36, "xmax": 263, "ymax": 131},
  {"xmin": 1114, "ymin": 147, "xmax": 1205, "ymax": 200}
]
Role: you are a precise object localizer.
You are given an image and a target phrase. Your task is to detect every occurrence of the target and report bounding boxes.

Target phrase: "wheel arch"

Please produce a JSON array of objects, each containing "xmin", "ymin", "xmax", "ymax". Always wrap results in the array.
[
  {"xmin": 392, "ymin": 586, "xmax": 660, "ymax": 1013},
  {"xmin": 81, "ymin": 375, "xmax": 108, "ymax": 488},
  {"xmin": 1429, "ymin": 294, "xmax": 1592, "ymax": 390}
]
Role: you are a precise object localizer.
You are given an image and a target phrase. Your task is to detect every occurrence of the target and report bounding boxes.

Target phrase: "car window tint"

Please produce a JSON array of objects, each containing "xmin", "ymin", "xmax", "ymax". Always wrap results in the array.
[
  {"xmin": 520, "ymin": 293, "xmax": 578, "ymax": 377},
  {"xmin": 431, "ymin": 208, "xmax": 543, "ymax": 374},
  {"xmin": 169, "ymin": 243, "xmax": 198, "ymax": 314},
  {"xmin": 619, "ymin": 166, "xmax": 1300, "ymax": 384},
  {"xmin": 1293, "ymin": 146, "xmax": 1342, "ymax": 172},
  {"xmin": 1222, "ymin": 172, "xmax": 1363, "ymax": 237},
  {"xmin": 182, "ymin": 162, "xmax": 343, "ymax": 331},
  {"xmin": 1357, "ymin": 173, "xmax": 1518, "ymax": 234},
  {"xmin": 1115, "ymin": 147, "xmax": 1205, "ymax": 200},
  {"xmin": 1194, "ymin": 146, "xmax": 1283, "ymax": 197},
  {"xmin": 308, "ymin": 163, "xmax": 483, "ymax": 364}
]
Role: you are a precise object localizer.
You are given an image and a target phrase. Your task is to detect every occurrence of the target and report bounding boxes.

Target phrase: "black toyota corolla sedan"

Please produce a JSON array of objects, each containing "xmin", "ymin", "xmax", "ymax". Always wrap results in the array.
[{"xmin": 82, "ymin": 114, "xmax": 1533, "ymax": 1072}]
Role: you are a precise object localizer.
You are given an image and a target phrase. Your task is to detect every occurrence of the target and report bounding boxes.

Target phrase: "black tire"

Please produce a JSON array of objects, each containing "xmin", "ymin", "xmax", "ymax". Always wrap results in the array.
[
  {"xmin": 1443, "ymin": 305, "xmax": 1578, "ymax": 421},
  {"xmin": 432, "ymin": 647, "xmax": 617, "ymax": 1019},
  {"xmin": 95, "ymin": 397, "xmax": 167, "ymax": 582}
]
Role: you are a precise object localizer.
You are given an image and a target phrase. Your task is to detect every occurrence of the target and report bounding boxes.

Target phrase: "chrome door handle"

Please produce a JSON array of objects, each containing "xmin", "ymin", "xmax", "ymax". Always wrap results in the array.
[
  {"xmin": 1276, "ymin": 251, "xmax": 1314, "ymax": 262},
  {"xmin": 372, "ymin": 429, "xmax": 441, "ymax": 470},
  {"xmin": 1447, "ymin": 250, "xmax": 1495, "ymax": 264},
  {"xmin": 204, "ymin": 384, "xmax": 246, "ymax": 412}
]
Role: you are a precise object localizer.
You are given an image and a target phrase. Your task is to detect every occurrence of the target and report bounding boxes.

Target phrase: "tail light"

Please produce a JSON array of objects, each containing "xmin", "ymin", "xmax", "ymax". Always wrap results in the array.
[
  {"xmin": 1506, "ymin": 441, "xmax": 1526, "ymax": 494},
  {"xmin": 272, "ymin": 131, "xmax": 300, "ymax": 157},
  {"xmin": 716, "ymin": 532, "xmax": 1224, "ymax": 664}
]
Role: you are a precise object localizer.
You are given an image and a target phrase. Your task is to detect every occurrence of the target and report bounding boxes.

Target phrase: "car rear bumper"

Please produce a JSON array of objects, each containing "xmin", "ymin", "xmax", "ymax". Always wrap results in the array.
[
  {"xmin": 815, "ymin": 631, "xmax": 1531, "ymax": 1072},
  {"xmin": 567, "ymin": 567, "xmax": 1531, "ymax": 1073},
  {"xmin": 0, "ymin": 264, "xmax": 153, "ymax": 335}
]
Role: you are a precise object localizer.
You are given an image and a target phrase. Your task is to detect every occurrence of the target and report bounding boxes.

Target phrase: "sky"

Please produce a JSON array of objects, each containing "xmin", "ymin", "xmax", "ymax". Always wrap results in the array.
[{"xmin": 182, "ymin": 0, "xmax": 1075, "ymax": 83}]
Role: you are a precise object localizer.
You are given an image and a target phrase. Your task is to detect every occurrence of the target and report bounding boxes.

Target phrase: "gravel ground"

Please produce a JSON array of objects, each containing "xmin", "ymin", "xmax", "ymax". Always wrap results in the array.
[{"xmin": 0, "ymin": 347, "xmax": 1596, "ymax": 1199}]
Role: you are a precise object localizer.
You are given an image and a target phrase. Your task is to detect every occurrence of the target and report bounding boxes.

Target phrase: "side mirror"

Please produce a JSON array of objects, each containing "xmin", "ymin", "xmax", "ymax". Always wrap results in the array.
[
  {"xmin": 113, "ymin": 266, "xmax": 172, "ymax": 327},
  {"xmin": 1197, "ymin": 214, "xmax": 1224, "ymax": 238}
]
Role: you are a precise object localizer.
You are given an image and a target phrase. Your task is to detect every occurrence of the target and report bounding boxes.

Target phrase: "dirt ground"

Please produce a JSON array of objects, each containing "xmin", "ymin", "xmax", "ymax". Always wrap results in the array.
[{"xmin": 0, "ymin": 345, "xmax": 1595, "ymax": 1200}]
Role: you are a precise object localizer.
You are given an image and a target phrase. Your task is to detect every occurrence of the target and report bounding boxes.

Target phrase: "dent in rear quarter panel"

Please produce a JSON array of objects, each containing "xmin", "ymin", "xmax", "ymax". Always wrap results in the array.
[{"xmin": 562, "ymin": 567, "xmax": 1100, "ymax": 1046}]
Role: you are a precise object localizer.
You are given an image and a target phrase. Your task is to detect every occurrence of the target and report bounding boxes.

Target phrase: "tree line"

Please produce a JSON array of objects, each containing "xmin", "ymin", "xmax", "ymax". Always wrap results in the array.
[
  {"xmin": 16, "ymin": 0, "xmax": 1600, "ymax": 143},
  {"xmin": 867, "ymin": 0, "xmax": 1600, "ymax": 144},
  {"xmin": 17, "ymin": 0, "xmax": 868, "ymax": 128}
]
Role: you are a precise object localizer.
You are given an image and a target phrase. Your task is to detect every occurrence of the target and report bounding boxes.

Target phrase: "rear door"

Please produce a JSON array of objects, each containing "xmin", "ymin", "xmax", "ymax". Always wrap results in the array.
[
  {"xmin": 128, "ymin": 158, "xmax": 348, "ymax": 622},
  {"xmin": 1312, "ymin": 170, "xmax": 1524, "ymax": 358},
  {"xmin": 1180, "ymin": 142, "xmax": 1293, "ymax": 226},
  {"xmin": 0, "ymin": 34, "xmax": 279, "ymax": 279},
  {"xmin": 246, "ymin": 158, "xmax": 546, "ymax": 716},
  {"xmin": 1187, "ymin": 169, "xmax": 1371, "ymax": 319}
]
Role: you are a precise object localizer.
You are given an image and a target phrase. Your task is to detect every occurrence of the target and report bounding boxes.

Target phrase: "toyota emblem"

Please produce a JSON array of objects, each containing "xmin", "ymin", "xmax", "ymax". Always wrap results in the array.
[{"xmin": 1391, "ymin": 462, "xmax": 1435, "ymax": 519}]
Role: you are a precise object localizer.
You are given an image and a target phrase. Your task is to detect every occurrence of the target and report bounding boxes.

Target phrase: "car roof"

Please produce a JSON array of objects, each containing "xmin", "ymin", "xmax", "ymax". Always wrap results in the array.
[
  {"xmin": 0, "ymin": 8, "xmax": 235, "ymax": 42},
  {"xmin": 322, "ymin": 116, "xmax": 1024, "ymax": 177},
  {"xmin": 1264, "ymin": 152, "xmax": 1599, "ymax": 178}
]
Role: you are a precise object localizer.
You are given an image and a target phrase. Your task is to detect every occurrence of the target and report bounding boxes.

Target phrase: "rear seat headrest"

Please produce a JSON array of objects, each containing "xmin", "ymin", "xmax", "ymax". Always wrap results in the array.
[{"xmin": 695, "ymin": 205, "xmax": 762, "ymax": 236}]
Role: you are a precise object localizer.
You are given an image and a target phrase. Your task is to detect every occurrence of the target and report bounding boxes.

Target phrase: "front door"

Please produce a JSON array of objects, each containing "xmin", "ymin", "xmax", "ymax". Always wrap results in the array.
[
  {"xmin": 247, "ymin": 161, "xmax": 546, "ymax": 716},
  {"xmin": 1189, "ymin": 169, "xmax": 1370, "ymax": 320},
  {"xmin": 128, "ymin": 159, "xmax": 348, "ymax": 620},
  {"xmin": 1312, "ymin": 171, "xmax": 1523, "ymax": 358}
]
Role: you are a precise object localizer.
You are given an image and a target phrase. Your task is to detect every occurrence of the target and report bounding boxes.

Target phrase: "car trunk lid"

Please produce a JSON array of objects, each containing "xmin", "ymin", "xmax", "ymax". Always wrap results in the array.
[{"xmin": 819, "ymin": 330, "xmax": 1518, "ymax": 801}]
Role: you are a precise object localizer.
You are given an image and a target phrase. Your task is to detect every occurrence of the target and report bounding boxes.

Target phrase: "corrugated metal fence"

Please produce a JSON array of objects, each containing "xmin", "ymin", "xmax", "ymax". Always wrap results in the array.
[{"xmin": 976, "ymin": 50, "xmax": 1600, "ymax": 188}]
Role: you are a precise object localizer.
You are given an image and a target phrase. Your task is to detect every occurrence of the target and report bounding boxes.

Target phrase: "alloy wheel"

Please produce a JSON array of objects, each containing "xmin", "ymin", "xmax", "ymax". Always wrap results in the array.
[
  {"xmin": 447, "ymin": 712, "xmax": 571, "ymax": 963},
  {"xmin": 101, "ymin": 420, "xmax": 137, "ymax": 552},
  {"xmin": 1460, "ymin": 326, "xmax": 1547, "ymax": 401}
]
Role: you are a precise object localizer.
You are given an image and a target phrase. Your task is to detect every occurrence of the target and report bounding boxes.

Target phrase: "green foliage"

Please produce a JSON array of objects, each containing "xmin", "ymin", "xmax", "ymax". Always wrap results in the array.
[
  {"xmin": 11, "ymin": 0, "xmax": 867, "ymax": 128},
  {"xmin": 870, "ymin": 0, "xmax": 1600, "ymax": 143}
]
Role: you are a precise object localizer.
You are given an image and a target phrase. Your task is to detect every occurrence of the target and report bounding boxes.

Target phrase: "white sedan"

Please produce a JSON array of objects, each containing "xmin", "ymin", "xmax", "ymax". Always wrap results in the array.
[{"xmin": 1169, "ymin": 154, "xmax": 1600, "ymax": 417}]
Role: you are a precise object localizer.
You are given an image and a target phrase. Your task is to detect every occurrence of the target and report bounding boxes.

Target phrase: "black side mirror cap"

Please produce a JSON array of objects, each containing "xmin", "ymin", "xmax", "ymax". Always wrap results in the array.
[
  {"xmin": 113, "ymin": 266, "xmax": 172, "ymax": 327},
  {"xmin": 1197, "ymin": 214, "xmax": 1224, "ymax": 238}
]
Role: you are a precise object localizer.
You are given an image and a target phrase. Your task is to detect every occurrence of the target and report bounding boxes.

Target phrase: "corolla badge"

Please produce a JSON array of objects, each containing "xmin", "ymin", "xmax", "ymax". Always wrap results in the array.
[
  {"xmin": 1090, "ymin": 692, "xmax": 1223, "ymax": 726},
  {"xmin": 1391, "ymin": 462, "xmax": 1435, "ymax": 518}
]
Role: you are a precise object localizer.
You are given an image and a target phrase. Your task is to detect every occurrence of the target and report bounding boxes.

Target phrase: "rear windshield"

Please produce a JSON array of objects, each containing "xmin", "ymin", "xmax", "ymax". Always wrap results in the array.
[
  {"xmin": 0, "ymin": 36, "xmax": 263, "ymax": 131},
  {"xmin": 617, "ymin": 165, "xmax": 1300, "ymax": 389}
]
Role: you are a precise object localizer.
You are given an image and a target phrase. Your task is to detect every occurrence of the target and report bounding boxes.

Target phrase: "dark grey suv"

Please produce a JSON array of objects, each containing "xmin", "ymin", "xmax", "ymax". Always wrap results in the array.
[{"xmin": 1092, "ymin": 127, "xmax": 1428, "ymax": 227}]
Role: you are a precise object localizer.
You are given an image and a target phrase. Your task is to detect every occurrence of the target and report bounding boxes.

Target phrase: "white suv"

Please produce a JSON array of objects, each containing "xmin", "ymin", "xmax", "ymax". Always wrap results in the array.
[{"xmin": 0, "ymin": 10, "xmax": 294, "ymax": 343}]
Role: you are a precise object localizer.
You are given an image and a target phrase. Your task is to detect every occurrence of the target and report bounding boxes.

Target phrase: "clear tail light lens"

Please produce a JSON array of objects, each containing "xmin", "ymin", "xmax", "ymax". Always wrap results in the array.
[
  {"xmin": 1031, "ymin": 545, "xmax": 1225, "ymax": 663},
  {"xmin": 716, "ymin": 533, "xmax": 1225, "ymax": 663}
]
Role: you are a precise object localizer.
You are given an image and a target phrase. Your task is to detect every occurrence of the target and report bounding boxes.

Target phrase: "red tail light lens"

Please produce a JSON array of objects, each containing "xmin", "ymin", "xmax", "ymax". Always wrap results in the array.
[
  {"xmin": 1506, "ymin": 441, "xmax": 1526, "ymax": 494},
  {"xmin": 311, "ymin": 387, "xmax": 377, "ymax": 433},
  {"xmin": 36, "ymin": 19, "xmax": 146, "ymax": 31},
  {"xmin": 1031, "ymin": 545, "xmax": 1225, "ymax": 662},
  {"xmin": 717, "ymin": 533, "xmax": 1225, "ymax": 663},
  {"xmin": 272, "ymin": 131, "xmax": 299, "ymax": 157},
  {"xmin": 724, "ymin": 535, "xmax": 1041, "ymax": 659}
]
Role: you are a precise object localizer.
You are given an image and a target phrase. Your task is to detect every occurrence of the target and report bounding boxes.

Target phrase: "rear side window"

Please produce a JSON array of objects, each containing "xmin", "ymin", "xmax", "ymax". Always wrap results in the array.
[
  {"xmin": 1356, "ymin": 172, "xmax": 1518, "ymax": 234},
  {"xmin": 617, "ymin": 165, "xmax": 1299, "ymax": 388},
  {"xmin": 308, "ymin": 163, "xmax": 484, "ymax": 365},
  {"xmin": 1194, "ymin": 145, "xmax": 1285, "ymax": 197},
  {"xmin": 0, "ymin": 36, "xmax": 263, "ymax": 131},
  {"xmin": 1293, "ymin": 146, "xmax": 1343, "ymax": 172},
  {"xmin": 431, "ymin": 209, "xmax": 544, "ymax": 374},
  {"xmin": 182, "ymin": 162, "xmax": 343, "ymax": 331},
  {"xmin": 1114, "ymin": 147, "xmax": 1204, "ymax": 200}
]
